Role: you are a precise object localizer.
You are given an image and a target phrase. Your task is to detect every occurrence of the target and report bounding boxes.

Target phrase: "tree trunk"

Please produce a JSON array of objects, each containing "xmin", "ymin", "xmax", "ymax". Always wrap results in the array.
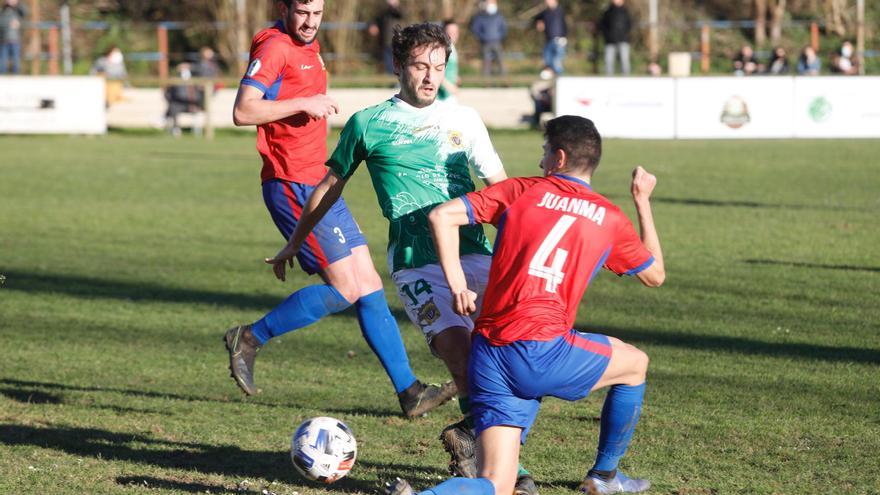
[
  {"xmin": 769, "ymin": 0, "xmax": 787, "ymax": 44},
  {"xmin": 755, "ymin": 0, "xmax": 767, "ymax": 47}
]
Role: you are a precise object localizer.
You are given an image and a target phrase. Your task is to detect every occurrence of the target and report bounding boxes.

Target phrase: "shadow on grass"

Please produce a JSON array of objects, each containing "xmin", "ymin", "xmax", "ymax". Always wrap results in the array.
[
  {"xmin": 605, "ymin": 194, "xmax": 864, "ymax": 211},
  {"xmin": 0, "ymin": 388, "xmax": 63, "ymax": 404},
  {"xmin": 0, "ymin": 378, "xmax": 401, "ymax": 419},
  {"xmin": 743, "ymin": 259, "xmax": 880, "ymax": 273},
  {"xmin": 589, "ymin": 325, "xmax": 880, "ymax": 365},
  {"xmin": 0, "ymin": 270, "xmax": 413, "ymax": 323},
  {"xmin": 1, "ymin": 424, "xmax": 423, "ymax": 491}
]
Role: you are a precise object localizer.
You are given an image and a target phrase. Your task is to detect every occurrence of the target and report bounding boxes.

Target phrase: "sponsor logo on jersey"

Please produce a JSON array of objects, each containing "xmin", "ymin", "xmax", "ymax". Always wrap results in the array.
[
  {"xmin": 300, "ymin": 64, "xmax": 314, "ymax": 70},
  {"xmin": 246, "ymin": 58, "xmax": 262, "ymax": 77},
  {"xmin": 448, "ymin": 130, "xmax": 463, "ymax": 148}
]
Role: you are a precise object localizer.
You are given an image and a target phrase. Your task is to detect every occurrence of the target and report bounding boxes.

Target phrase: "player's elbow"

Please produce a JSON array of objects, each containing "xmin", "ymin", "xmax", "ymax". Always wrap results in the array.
[
  {"xmin": 232, "ymin": 106, "xmax": 251, "ymax": 126},
  {"xmin": 638, "ymin": 264, "xmax": 665, "ymax": 288}
]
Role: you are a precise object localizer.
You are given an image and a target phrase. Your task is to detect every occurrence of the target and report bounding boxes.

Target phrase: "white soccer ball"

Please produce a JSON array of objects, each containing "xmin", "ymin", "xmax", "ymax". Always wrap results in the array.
[{"xmin": 290, "ymin": 416, "xmax": 357, "ymax": 483}]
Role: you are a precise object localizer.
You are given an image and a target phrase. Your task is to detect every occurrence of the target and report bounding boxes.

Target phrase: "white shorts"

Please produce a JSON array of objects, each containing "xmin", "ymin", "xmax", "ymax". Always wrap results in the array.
[{"xmin": 391, "ymin": 254, "xmax": 492, "ymax": 347}]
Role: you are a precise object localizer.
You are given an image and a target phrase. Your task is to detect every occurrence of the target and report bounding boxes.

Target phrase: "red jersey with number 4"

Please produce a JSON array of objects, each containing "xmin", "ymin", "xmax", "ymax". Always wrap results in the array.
[
  {"xmin": 241, "ymin": 22, "xmax": 328, "ymax": 185},
  {"xmin": 462, "ymin": 175, "xmax": 654, "ymax": 345}
]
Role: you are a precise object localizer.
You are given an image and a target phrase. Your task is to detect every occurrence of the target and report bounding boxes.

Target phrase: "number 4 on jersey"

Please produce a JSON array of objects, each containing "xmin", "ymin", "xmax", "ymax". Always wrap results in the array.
[{"xmin": 528, "ymin": 215, "xmax": 577, "ymax": 293}]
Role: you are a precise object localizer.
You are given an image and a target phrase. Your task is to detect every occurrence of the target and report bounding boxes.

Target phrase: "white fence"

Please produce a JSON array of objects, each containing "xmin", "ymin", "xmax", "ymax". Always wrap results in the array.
[
  {"xmin": 0, "ymin": 76, "xmax": 106, "ymax": 134},
  {"xmin": 556, "ymin": 76, "xmax": 880, "ymax": 139}
]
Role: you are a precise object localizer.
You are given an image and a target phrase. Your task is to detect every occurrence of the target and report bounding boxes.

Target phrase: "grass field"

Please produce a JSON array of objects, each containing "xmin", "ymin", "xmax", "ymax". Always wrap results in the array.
[{"xmin": 1, "ymin": 130, "xmax": 878, "ymax": 495}]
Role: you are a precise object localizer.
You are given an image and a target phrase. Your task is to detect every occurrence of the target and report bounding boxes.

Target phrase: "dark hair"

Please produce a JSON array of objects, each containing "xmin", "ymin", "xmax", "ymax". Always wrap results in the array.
[
  {"xmin": 443, "ymin": 19, "xmax": 457, "ymax": 28},
  {"xmin": 392, "ymin": 22, "xmax": 451, "ymax": 68},
  {"xmin": 545, "ymin": 116, "xmax": 602, "ymax": 173}
]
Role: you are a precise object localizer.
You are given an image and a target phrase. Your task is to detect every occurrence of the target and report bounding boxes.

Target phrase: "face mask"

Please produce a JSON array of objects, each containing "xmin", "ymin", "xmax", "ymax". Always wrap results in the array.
[
  {"xmin": 841, "ymin": 45, "xmax": 853, "ymax": 58},
  {"xmin": 108, "ymin": 50, "xmax": 123, "ymax": 65},
  {"xmin": 486, "ymin": 4, "xmax": 498, "ymax": 14}
]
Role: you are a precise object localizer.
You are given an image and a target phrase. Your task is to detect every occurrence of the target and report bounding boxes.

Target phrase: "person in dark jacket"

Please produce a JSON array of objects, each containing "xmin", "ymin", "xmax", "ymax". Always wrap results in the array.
[
  {"xmin": 470, "ymin": 0, "xmax": 507, "ymax": 76},
  {"xmin": 765, "ymin": 46, "xmax": 789, "ymax": 75},
  {"xmin": 533, "ymin": 0, "xmax": 567, "ymax": 75},
  {"xmin": 368, "ymin": 0, "xmax": 404, "ymax": 74},
  {"xmin": 599, "ymin": 0, "xmax": 631, "ymax": 75},
  {"xmin": 0, "ymin": 0, "xmax": 27, "ymax": 74}
]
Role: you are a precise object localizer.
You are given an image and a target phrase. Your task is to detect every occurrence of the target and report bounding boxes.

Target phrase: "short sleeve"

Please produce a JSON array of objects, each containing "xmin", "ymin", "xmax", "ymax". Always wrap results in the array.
[
  {"xmin": 604, "ymin": 213, "xmax": 654, "ymax": 276},
  {"xmin": 463, "ymin": 108, "xmax": 504, "ymax": 180},
  {"xmin": 463, "ymin": 177, "xmax": 538, "ymax": 227},
  {"xmin": 326, "ymin": 113, "xmax": 368, "ymax": 180},
  {"xmin": 241, "ymin": 36, "xmax": 286, "ymax": 93}
]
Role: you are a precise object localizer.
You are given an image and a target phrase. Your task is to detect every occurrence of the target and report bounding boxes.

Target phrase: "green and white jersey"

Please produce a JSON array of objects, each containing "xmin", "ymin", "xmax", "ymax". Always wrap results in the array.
[{"xmin": 327, "ymin": 96, "xmax": 504, "ymax": 273}]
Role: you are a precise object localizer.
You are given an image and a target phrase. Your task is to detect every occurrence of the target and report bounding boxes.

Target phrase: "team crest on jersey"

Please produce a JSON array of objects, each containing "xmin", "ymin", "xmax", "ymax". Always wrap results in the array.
[
  {"xmin": 246, "ymin": 58, "xmax": 262, "ymax": 77},
  {"xmin": 416, "ymin": 298, "xmax": 440, "ymax": 326},
  {"xmin": 447, "ymin": 130, "xmax": 464, "ymax": 149}
]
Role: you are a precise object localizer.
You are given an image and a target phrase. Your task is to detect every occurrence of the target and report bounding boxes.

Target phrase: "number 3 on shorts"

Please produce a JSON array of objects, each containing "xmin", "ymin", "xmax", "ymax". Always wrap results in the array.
[{"xmin": 401, "ymin": 278, "xmax": 433, "ymax": 305}]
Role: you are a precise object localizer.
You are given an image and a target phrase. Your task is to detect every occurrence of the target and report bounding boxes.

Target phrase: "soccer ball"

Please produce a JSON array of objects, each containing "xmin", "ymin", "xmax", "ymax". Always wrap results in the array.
[{"xmin": 290, "ymin": 416, "xmax": 357, "ymax": 483}]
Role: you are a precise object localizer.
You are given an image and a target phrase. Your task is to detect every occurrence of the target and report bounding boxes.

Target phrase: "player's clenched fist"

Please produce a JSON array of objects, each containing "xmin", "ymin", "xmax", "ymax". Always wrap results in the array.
[
  {"xmin": 452, "ymin": 289, "xmax": 478, "ymax": 316},
  {"xmin": 301, "ymin": 94, "xmax": 340, "ymax": 120},
  {"xmin": 630, "ymin": 166, "xmax": 656, "ymax": 202}
]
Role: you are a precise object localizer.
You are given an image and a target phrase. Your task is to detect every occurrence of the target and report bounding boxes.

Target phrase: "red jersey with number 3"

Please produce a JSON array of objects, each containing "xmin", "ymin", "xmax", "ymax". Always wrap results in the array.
[
  {"xmin": 462, "ymin": 175, "xmax": 654, "ymax": 345},
  {"xmin": 241, "ymin": 22, "xmax": 328, "ymax": 185}
]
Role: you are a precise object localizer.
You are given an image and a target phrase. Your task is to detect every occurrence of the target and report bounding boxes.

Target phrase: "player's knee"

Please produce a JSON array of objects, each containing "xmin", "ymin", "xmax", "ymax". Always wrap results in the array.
[
  {"xmin": 330, "ymin": 279, "xmax": 361, "ymax": 305},
  {"xmin": 630, "ymin": 347, "xmax": 649, "ymax": 382}
]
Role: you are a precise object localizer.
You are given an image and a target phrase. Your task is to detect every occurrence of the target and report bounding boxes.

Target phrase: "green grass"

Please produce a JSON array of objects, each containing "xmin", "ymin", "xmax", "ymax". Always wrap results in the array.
[{"xmin": 1, "ymin": 131, "xmax": 879, "ymax": 495}]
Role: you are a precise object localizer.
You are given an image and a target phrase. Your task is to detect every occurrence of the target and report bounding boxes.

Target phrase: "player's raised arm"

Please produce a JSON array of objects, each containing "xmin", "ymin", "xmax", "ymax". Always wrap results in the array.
[
  {"xmin": 232, "ymin": 85, "xmax": 339, "ymax": 126},
  {"xmin": 428, "ymin": 198, "xmax": 477, "ymax": 316},
  {"xmin": 265, "ymin": 170, "xmax": 348, "ymax": 281},
  {"xmin": 630, "ymin": 166, "xmax": 665, "ymax": 287}
]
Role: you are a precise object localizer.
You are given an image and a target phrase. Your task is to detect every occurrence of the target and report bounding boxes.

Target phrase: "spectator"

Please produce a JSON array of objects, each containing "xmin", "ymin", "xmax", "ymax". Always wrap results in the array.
[
  {"xmin": 368, "ymin": 0, "xmax": 403, "ymax": 74},
  {"xmin": 600, "ymin": 0, "xmax": 632, "ymax": 75},
  {"xmin": 0, "ymin": 0, "xmax": 27, "ymax": 74},
  {"xmin": 193, "ymin": 46, "xmax": 220, "ymax": 78},
  {"xmin": 765, "ymin": 46, "xmax": 789, "ymax": 75},
  {"xmin": 90, "ymin": 45, "xmax": 128, "ymax": 106},
  {"xmin": 438, "ymin": 19, "xmax": 460, "ymax": 102},
  {"xmin": 470, "ymin": 0, "xmax": 507, "ymax": 76},
  {"xmin": 733, "ymin": 45, "xmax": 759, "ymax": 75},
  {"xmin": 830, "ymin": 41, "xmax": 858, "ymax": 75},
  {"xmin": 533, "ymin": 0, "xmax": 567, "ymax": 75},
  {"xmin": 797, "ymin": 46, "xmax": 821, "ymax": 75},
  {"xmin": 529, "ymin": 66, "xmax": 555, "ymax": 128},
  {"xmin": 165, "ymin": 63, "xmax": 205, "ymax": 136}
]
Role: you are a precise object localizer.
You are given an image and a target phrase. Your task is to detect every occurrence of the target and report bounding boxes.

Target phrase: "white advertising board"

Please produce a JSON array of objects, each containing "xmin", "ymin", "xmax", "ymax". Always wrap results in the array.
[
  {"xmin": 0, "ymin": 76, "xmax": 106, "ymax": 134},
  {"xmin": 675, "ymin": 77, "xmax": 794, "ymax": 139},
  {"xmin": 555, "ymin": 77, "xmax": 676, "ymax": 138},
  {"xmin": 793, "ymin": 77, "xmax": 880, "ymax": 138}
]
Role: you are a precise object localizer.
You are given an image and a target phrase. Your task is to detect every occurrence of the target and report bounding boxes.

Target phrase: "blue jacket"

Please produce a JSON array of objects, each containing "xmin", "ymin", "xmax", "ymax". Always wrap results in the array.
[{"xmin": 470, "ymin": 12, "xmax": 507, "ymax": 43}]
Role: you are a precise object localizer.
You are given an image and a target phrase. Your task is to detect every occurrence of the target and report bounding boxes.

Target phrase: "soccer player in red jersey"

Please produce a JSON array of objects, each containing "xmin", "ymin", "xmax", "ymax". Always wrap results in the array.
[
  {"xmin": 224, "ymin": 0, "xmax": 455, "ymax": 418},
  {"xmin": 386, "ymin": 115, "xmax": 665, "ymax": 495}
]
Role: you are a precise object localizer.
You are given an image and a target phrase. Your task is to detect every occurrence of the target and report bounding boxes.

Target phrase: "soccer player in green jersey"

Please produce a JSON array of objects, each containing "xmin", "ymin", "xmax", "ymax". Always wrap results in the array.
[{"xmin": 265, "ymin": 22, "xmax": 536, "ymax": 495}]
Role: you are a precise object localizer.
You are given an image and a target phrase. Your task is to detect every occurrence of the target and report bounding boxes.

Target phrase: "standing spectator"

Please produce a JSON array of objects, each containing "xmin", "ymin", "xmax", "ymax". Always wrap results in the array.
[
  {"xmin": 438, "ymin": 19, "xmax": 460, "ymax": 102},
  {"xmin": 830, "ymin": 41, "xmax": 858, "ymax": 75},
  {"xmin": 600, "ymin": 0, "xmax": 632, "ymax": 75},
  {"xmin": 0, "ymin": 0, "xmax": 27, "ymax": 74},
  {"xmin": 797, "ymin": 46, "xmax": 821, "ymax": 75},
  {"xmin": 733, "ymin": 45, "xmax": 759, "ymax": 75},
  {"xmin": 90, "ymin": 45, "xmax": 128, "ymax": 106},
  {"xmin": 533, "ymin": 0, "xmax": 567, "ymax": 75},
  {"xmin": 470, "ymin": 0, "xmax": 507, "ymax": 76},
  {"xmin": 193, "ymin": 46, "xmax": 221, "ymax": 78},
  {"xmin": 368, "ymin": 0, "xmax": 403, "ymax": 74},
  {"xmin": 765, "ymin": 46, "xmax": 789, "ymax": 75}
]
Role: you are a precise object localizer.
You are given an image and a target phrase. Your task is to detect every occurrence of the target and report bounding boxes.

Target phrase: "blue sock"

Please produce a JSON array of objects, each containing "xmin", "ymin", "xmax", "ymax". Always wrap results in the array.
[
  {"xmin": 356, "ymin": 289, "xmax": 417, "ymax": 394},
  {"xmin": 418, "ymin": 477, "xmax": 494, "ymax": 495},
  {"xmin": 591, "ymin": 382, "xmax": 646, "ymax": 473},
  {"xmin": 251, "ymin": 284, "xmax": 351, "ymax": 344}
]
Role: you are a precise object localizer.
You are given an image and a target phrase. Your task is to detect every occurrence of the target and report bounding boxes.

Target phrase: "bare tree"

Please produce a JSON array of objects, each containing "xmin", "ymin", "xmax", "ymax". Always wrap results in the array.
[
  {"xmin": 755, "ymin": 0, "xmax": 767, "ymax": 46},
  {"xmin": 769, "ymin": 0, "xmax": 787, "ymax": 44}
]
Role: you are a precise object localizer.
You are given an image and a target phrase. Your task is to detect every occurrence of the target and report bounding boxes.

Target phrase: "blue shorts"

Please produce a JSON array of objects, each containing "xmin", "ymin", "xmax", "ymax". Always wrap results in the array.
[
  {"xmin": 469, "ymin": 330, "xmax": 612, "ymax": 444},
  {"xmin": 262, "ymin": 179, "xmax": 367, "ymax": 275}
]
